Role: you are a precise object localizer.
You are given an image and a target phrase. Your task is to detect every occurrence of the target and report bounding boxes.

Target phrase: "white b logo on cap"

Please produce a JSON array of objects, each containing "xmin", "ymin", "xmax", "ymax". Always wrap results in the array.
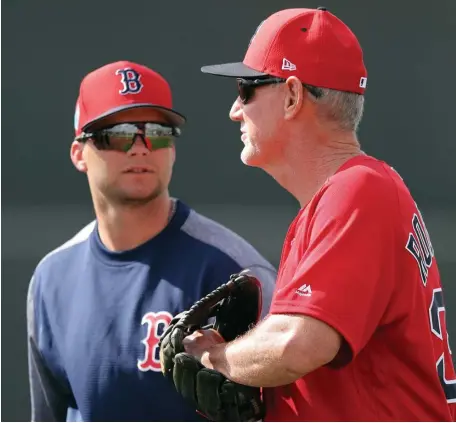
[
  {"xmin": 116, "ymin": 68, "xmax": 143, "ymax": 95},
  {"xmin": 359, "ymin": 77, "xmax": 367, "ymax": 88}
]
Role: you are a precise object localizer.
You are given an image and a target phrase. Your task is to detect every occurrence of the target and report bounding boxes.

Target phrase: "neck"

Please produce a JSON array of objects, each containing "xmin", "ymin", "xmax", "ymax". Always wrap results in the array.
[
  {"xmin": 266, "ymin": 132, "xmax": 362, "ymax": 208},
  {"xmin": 94, "ymin": 192, "xmax": 174, "ymax": 251}
]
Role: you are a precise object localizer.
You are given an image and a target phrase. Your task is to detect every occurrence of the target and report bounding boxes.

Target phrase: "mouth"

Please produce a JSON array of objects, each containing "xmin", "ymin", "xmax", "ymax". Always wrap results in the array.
[
  {"xmin": 240, "ymin": 126, "xmax": 247, "ymax": 138},
  {"xmin": 123, "ymin": 166, "xmax": 154, "ymax": 174}
]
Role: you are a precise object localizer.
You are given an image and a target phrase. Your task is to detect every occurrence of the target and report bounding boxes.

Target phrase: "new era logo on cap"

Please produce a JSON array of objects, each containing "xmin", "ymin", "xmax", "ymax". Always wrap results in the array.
[
  {"xmin": 201, "ymin": 8, "xmax": 368, "ymax": 95},
  {"xmin": 282, "ymin": 58, "xmax": 296, "ymax": 71},
  {"xmin": 74, "ymin": 61, "xmax": 186, "ymax": 136}
]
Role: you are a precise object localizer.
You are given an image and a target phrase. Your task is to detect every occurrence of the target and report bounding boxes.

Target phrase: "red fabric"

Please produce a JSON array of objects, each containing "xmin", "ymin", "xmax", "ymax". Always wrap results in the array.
[
  {"xmin": 265, "ymin": 155, "xmax": 455, "ymax": 421},
  {"xmin": 74, "ymin": 61, "xmax": 180, "ymax": 135},
  {"xmin": 244, "ymin": 8, "xmax": 367, "ymax": 94}
]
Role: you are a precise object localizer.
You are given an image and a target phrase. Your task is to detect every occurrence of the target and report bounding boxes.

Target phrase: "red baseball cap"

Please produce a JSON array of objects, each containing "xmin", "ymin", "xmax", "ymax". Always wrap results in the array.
[
  {"xmin": 201, "ymin": 7, "xmax": 367, "ymax": 94},
  {"xmin": 74, "ymin": 61, "xmax": 186, "ymax": 136}
]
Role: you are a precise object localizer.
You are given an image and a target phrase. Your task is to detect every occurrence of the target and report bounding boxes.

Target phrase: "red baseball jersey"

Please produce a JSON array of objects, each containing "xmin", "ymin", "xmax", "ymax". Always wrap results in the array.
[{"xmin": 264, "ymin": 155, "xmax": 455, "ymax": 421}]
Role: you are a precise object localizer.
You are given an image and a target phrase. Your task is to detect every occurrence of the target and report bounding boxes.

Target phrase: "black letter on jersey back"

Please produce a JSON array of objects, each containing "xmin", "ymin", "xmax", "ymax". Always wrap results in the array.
[{"xmin": 406, "ymin": 213, "xmax": 434, "ymax": 286}]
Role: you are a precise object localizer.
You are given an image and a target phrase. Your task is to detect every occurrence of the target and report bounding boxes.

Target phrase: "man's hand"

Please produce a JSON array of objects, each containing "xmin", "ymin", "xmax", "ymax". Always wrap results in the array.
[
  {"xmin": 183, "ymin": 329, "xmax": 225, "ymax": 358},
  {"xmin": 158, "ymin": 273, "xmax": 265, "ymax": 421},
  {"xmin": 183, "ymin": 329, "xmax": 225, "ymax": 367}
]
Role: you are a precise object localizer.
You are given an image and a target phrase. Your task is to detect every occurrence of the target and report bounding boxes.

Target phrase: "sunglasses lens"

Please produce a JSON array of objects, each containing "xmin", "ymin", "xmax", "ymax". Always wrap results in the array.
[
  {"xmin": 144, "ymin": 123, "xmax": 177, "ymax": 138},
  {"xmin": 237, "ymin": 80, "xmax": 251, "ymax": 104},
  {"xmin": 149, "ymin": 137, "xmax": 174, "ymax": 150},
  {"xmin": 102, "ymin": 124, "xmax": 137, "ymax": 151},
  {"xmin": 95, "ymin": 123, "xmax": 178, "ymax": 152},
  {"xmin": 144, "ymin": 123, "xmax": 176, "ymax": 150}
]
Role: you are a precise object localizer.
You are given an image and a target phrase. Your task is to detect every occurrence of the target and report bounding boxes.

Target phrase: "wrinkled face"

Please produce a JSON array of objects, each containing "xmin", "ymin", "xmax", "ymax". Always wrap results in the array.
[
  {"xmin": 71, "ymin": 108, "xmax": 177, "ymax": 207},
  {"xmin": 229, "ymin": 79, "xmax": 288, "ymax": 168}
]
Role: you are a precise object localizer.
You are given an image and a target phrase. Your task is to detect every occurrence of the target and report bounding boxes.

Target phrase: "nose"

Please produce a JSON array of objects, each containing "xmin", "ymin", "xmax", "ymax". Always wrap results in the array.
[
  {"xmin": 229, "ymin": 97, "xmax": 243, "ymax": 122},
  {"xmin": 127, "ymin": 134, "xmax": 150, "ymax": 156}
]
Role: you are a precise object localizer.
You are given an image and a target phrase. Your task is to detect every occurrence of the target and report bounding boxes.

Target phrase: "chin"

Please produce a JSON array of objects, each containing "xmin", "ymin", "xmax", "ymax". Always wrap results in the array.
[
  {"xmin": 117, "ymin": 192, "xmax": 157, "ymax": 205},
  {"xmin": 112, "ymin": 183, "xmax": 164, "ymax": 205},
  {"xmin": 240, "ymin": 146, "xmax": 263, "ymax": 168}
]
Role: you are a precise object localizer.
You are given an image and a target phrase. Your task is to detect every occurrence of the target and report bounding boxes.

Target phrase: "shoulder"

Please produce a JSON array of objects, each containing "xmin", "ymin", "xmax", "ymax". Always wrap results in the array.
[
  {"xmin": 293, "ymin": 155, "xmax": 407, "ymax": 245},
  {"xmin": 317, "ymin": 155, "xmax": 402, "ymax": 213},
  {"xmin": 181, "ymin": 208, "xmax": 274, "ymax": 269},
  {"xmin": 31, "ymin": 220, "xmax": 96, "ymax": 288},
  {"xmin": 333, "ymin": 155, "xmax": 397, "ymax": 189},
  {"xmin": 180, "ymin": 207, "xmax": 277, "ymax": 295},
  {"xmin": 27, "ymin": 220, "xmax": 96, "ymax": 334}
]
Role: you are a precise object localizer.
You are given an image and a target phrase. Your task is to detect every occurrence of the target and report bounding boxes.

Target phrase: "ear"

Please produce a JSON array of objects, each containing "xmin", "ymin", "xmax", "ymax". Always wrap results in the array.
[
  {"xmin": 283, "ymin": 76, "xmax": 304, "ymax": 121},
  {"xmin": 70, "ymin": 141, "xmax": 88, "ymax": 173}
]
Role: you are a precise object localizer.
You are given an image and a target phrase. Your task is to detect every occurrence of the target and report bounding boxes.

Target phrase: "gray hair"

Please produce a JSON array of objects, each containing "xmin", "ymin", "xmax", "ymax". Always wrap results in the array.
[{"xmin": 304, "ymin": 84, "xmax": 365, "ymax": 132}]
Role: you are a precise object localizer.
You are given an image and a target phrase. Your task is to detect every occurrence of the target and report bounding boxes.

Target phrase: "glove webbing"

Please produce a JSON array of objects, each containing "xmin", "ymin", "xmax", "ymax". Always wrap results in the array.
[{"xmin": 178, "ymin": 274, "xmax": 241, "ymax": 331}]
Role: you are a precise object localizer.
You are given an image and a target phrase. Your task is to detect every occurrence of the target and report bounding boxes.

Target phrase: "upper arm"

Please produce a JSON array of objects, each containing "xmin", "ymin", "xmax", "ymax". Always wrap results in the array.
[
  {"xmin": 27, "ymin": 272, "xmax": 70, "ymax": 422},
  {"xmin": 28, "ymin": 335, "xmax": 69, "ymax": 421},
  {"xmin": 271, "ymin": 173, "xmax": 397, "ymax": 362}
]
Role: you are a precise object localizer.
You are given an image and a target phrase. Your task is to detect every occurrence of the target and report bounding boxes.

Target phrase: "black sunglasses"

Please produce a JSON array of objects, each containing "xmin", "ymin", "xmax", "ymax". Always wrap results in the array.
[
  {"xmin": 76, "ymin": 122, "xmax": 181, "ymax": 152},
  {"xmin": 236, "ymin": 77, "xmax": 323, "ymax": 104}
]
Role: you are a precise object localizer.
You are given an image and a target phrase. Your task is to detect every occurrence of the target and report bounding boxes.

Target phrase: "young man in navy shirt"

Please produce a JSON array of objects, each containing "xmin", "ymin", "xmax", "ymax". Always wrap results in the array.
[{"xmin": 27, "ymin": 61, "xmax": 276, "ymax": 422}]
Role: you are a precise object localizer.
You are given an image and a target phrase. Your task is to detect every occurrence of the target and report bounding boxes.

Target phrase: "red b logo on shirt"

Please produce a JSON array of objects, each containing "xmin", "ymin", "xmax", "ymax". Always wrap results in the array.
[{"xmin": 137, "ymin": 311, "xmax": 173, "ymax": 372}]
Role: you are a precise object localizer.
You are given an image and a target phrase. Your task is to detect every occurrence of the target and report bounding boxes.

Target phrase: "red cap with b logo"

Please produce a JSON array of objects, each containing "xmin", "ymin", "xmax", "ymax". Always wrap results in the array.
[
  {"xmin": 201, "ymin": 7, "xmax": 367, "ymax": 94},
  {"xmin": 74, "ymin": 61, "xmax": 186, "ymax": 136}
]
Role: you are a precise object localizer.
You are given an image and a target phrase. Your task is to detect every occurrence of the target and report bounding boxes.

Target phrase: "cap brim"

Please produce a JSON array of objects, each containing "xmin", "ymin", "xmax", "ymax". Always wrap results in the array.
[
  {"xmin": 201, "ymin": 62, "xmax": 267, "ymax": 78},
  {"xmin": 82, "ymin": 103, "xmax": 186, "ymax": 132}
]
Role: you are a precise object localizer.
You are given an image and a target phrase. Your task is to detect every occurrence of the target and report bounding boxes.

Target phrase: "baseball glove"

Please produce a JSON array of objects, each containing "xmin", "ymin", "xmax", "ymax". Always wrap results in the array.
[{"xmin": 158, "ymin": 272, "xmax": 265, "ymax": 421}]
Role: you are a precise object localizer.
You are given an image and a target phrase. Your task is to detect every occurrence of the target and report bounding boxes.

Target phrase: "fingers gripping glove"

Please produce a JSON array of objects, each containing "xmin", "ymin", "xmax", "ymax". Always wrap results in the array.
[
  {"xmin": 159, "ymin": 272, "xmax": 263, "ymax": 377},
  {"xmin": 158, "ymin": 272, "xmax": 265, "ymax": 421}
]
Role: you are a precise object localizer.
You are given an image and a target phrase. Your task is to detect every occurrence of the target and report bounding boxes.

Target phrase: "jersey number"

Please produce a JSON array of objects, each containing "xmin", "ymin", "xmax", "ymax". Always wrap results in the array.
[
  {"xmin": 429, "ymin": 288, "xmax": 456, "ymax": 403},
  {"xmin": 137, "ymin": 311, "xmax": 173, "ymax": 372}
]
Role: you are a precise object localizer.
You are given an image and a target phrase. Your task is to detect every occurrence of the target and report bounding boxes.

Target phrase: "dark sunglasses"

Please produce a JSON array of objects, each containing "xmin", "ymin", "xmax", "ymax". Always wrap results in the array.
[
  {"xmin": 236, "ymin": 77, "xmax": 323, "ymax": 104},
  {"xmin": 76, "ymin": 122, "xmax": 181, "ymax": 152}
]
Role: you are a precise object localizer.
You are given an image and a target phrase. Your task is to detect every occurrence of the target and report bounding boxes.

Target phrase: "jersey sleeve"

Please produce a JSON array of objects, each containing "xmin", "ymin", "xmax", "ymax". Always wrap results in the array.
[
  {"xmin": 270, "ymin": 170, "xmax": 398, "ymax": 360},
  {"xmin": 27, "ymin": 273, "xmax": 72, "ymax": 421}
]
